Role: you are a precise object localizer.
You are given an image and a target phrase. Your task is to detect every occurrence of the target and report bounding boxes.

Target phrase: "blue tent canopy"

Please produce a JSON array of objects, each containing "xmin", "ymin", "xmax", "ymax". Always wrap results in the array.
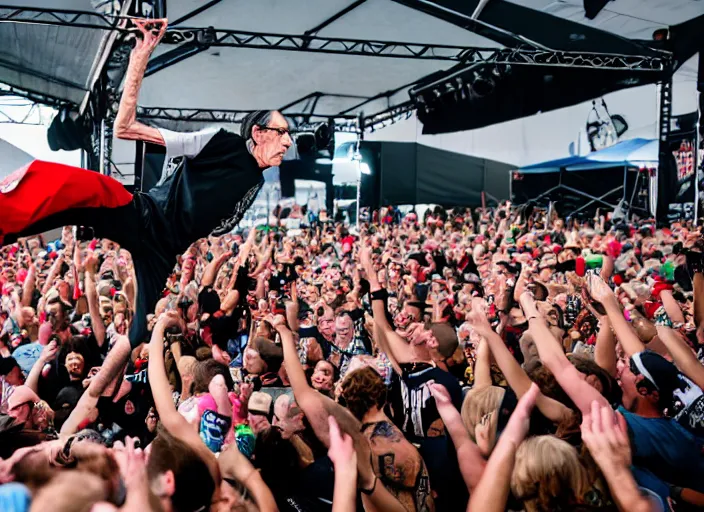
[
  {"xmin": 518, "ymin": 154, "xmax": 591, "ymax": 174},
  {"xmin": 519, "ymin": 138, "xmax": 659, "ymax": 174},
  {"xmin": 567, "ymin": 138, "xmax": 658, "ymax": 171}
]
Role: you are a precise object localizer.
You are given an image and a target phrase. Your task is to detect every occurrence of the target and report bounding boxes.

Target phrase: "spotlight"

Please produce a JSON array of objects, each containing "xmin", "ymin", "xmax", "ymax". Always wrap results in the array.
[
  {"xmin": 470, "ymin": 72, "xmax": 495, "ymax": 98},
  {"xmin": 652, "ymin": 28, "xmax": 669, "ymax": 41},
  {"xmin": 293, "ymin": 122, "xmax": 333, "ymax": 157}
]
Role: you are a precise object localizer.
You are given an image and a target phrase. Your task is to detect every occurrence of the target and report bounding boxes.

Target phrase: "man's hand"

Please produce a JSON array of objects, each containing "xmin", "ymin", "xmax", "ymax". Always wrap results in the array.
[
  {"xmin": 581, "ymin": 400, "xmax": 631, "ymax": 471},
  {"xmin": 265, "ymin": 314, "xmax": 287, "ymax": 330},
  {"xmin": 327, "ymin": 416, "xmax": 357, "ymax": 475},
  {"xmin": 156, "ymin": 311, "xmax": 184, "ymax": 332},
  {"xmin": 587, "ymin": 275, "xmax": 616, "ymax": 306},
  {"xmin": 429, "ymin": 381, "xmax": 453, "ymax": 408},
  {"xmin": 84, "ymin": 251, "xmax": 99, "ymax": 276},
  {"xmin": 467, "ymin": 298, "xmax": 493, "ymax": 335},
  {"xmin": 132, "ymin": 18, "xmax": 167, "ymax": 55},
  {"xmin": 39, "ymin": 340, "xmax": 59, "ymax": 364},
  {"xmin": 359, "ymin": 244, "xmax": 372, "ymax": 271}
]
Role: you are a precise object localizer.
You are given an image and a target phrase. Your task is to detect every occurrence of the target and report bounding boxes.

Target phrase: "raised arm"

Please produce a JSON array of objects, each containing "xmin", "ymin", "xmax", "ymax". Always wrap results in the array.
[
  {"xmin": 360, "ymin": 245, "xmax": 412, "ymax": 368},
  {"xmin": 84, "ymin": 252, "xmax": 106, "ymax": 347},
  {"xmin": 589, "ymin": 276, "xmax": 645, "ymax": 358},
  {"xmin": 61, "ymin": 335, "xmax": 132, "ymax": 436},
  {"xmin": 148, "ymin": 313, "xmax": 220, "ymax": 482},
  {"xmin": 113, "ymin": 19, "xmax": 167, "ymax": 145},
  {"xmin": 271, "ymin": 314, "xmax": 313, "ymax": 400},
  {"xmin": 660, "ymin": 289, "xmax": 686, "ymax": 325},
  {"xmin": 581, "ymin": 402, "xmax": 659, "ymax": 512},
  {"xmin": 430, "ymin": 383, "xmax": 486, "ymax": 492},
  {"xmin": 21, "ymin": 257, "xmax": 36, "ymax": 308},
  {"xmin": 273, "ymin": 315, "xmax": 406, "ymax": 512},
  {"xmin": 328, "ymin": 417, "xmax": 358, "ymax": 512},
  {"xmin": 468, "ymin": 384, "xmax": 539, "ymax": 512},
  {"xmin": 656, "ymin": 325, "xmax": 704, "ymax": 389},
  {"xmin": 469, "ymin": 300, "xmax": 572, "ymax": 424},
  {"xmin": 218, "ymin": 444, "xmax": 278, "ymax": 512},
  {"xmin": 201, "ymin": 251, "xmax": 232, "ymax": 289},
  {"xmin": 25, "ymin": 341, "xmax": 59, "ymax": 395},
  {"xmin": 591, "ymin": 316, "xmax": 618, "ymax": 377},
  {"xmin": 473, "ymin": 337, "xmax": 492, "ymax": 389},
  {"xmin": 520, "ymin": 292, "xmax": 609, "ymax": 417}
]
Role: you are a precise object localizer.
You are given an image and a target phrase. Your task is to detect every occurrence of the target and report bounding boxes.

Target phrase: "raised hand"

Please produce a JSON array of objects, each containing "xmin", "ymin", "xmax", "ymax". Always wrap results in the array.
[
  {"xmin": 429, "ymin": 381, "xmax": 453, "ymax": 407},
  {"xmin": 513, "ymin": 265, "xmax": 531, "ymax": 302},
  {"xmin": 327, "ymin": 416, "xmax": 357, "ymax": 474},
  {"xmin": 132, "ymin": 18, "xmax": 168, "ymax": 55},
  {"xmin": 156, "ymin": 310, "xmax": 184, "ymax": 331},
  {"xmin": 586, "ymin": 274, "xmax": 616, "ymax": 305},
  {"xmin": 265, "ymin": 314, "xmax": 288, "ymax": 329},
  {"xmin": 467, "ymin": 298, "xmax": 492, "ymax": 334},
  {"xmin": 359, "ymin": 243, "xmax": 372, "ymax": 271},
  {"xmin": 83, "ymin": 250, "xmax": 99, "ymax": 276},
  {"xmin": 581, "ymin": 400, "xmax": 631, "ymax": 471},
  {"xmin": 39, "ymin": 340, "xmax": 59, "ymax": 364},
  {"xmin": 499, "ymin": 383, "xmax": 539, "ymax": 447}
]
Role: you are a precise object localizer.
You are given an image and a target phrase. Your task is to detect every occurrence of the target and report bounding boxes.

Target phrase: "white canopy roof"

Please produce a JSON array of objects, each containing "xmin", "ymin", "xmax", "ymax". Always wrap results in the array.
[{"xmin": 508, "ymin": 0, "xmax": 703, "ymax": 39}]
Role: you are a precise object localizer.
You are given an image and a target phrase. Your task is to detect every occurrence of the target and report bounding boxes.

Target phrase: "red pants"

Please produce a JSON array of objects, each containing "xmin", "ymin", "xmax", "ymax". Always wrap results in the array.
[
  {"xmin": 0, "ymin": 161, "xmax": 165, "ymax": 348},
  {"xmin": 0, "ymin": 160, "xmax": 134, "ymax": 245}
]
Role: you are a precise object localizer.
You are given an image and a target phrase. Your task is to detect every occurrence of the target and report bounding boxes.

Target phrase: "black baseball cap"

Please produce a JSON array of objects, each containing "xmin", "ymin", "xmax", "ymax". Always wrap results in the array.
[
  {"xmin": 0, "ymin": 357, "xmax": 19, "ymax": 376},
  {"xmin": 630, "ymin": 351, "xmax": 684, "ymax": 404}
]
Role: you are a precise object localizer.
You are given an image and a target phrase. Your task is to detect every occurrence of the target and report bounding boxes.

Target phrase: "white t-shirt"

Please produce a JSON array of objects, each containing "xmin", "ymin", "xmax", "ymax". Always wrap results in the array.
[{"xmin": 155, "ymin": 127, "xmax": 220, "ymax": 186}]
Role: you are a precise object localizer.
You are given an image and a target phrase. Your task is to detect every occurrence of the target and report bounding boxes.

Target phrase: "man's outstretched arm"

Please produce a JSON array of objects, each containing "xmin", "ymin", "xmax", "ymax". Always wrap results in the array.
[{"xmin": 113, "ymin": 19, "xmax": 167, "ymax": 145}]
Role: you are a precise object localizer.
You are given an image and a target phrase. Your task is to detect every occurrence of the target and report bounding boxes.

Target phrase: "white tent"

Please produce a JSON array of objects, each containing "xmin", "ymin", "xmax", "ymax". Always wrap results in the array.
[{"xmin": 1, "ymin": 0, "xmax": 702, "ymax": 181}]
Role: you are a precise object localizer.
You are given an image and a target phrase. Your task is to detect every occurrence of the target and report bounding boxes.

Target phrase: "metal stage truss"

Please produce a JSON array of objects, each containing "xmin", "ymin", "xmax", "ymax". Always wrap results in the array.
[
  {"xmin": 0, "ymin": 2, "xmax": 678, "ymax": 185},
  {"xmin": 0, "ymin": 5, "xmax": 671, "ymax": 70},
  {"xmin": 133, "ymin": 102, "xmax": 416, "ymax": 133}
]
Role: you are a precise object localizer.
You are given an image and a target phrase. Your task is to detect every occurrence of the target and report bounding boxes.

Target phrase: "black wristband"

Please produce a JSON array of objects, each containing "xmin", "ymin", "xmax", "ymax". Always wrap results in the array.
[
  {"xmin": 360, "ymin": 475, "xmax": 378, "ymax": 495},
  {"xmin": 370, "ymin": 289, "xmax": 388, "ymax": 301}
]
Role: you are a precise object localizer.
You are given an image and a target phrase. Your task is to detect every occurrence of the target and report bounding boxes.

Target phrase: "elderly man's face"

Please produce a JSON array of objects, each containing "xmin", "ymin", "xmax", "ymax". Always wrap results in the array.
[
  {"xmin": 318, "ymin": 312, "xmax": 335, "ymax": 340},
  {"xmin": 335, "ymin": 316, "xmax": 354, "ymax": 346},
  {"xmin": 273, "ymin": 395, "xmax": 305, "ymax": 439},
  {"xmin": 251, "ymin": 111, "xmax": 293, "ymax": 168}
]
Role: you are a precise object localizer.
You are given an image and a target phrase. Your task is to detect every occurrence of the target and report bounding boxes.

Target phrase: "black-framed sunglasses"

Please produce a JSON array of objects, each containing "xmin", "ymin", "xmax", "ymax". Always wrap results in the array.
[{"xmin": 257, "ymin": 125, "xmax": 291, "ymax": 138}]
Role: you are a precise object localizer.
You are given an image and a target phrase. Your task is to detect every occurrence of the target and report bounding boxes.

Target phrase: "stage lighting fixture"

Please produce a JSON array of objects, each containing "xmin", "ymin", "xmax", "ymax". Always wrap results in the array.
[
  {"xmin": 314, "ymin": 122, "xmax": 332, "ymax": 150},
  {"xmin": 294, "ymin": 122, "xmax": 334, "ymax": 157},
  {"xmin": 47, "ymin": 108, "xmax": 88, "ymax": 152},
  {"xmin": 652, "ymin": 28, "xmax": 669, "ymax": 41},
  {"xmin": 470, "ymin": 72, "xmax": 495, "ymax": 98}
]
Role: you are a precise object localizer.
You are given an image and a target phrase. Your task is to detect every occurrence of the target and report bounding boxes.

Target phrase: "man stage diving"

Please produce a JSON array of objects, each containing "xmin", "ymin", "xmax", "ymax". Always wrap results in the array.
[{"xmin": 0, "ymin": 18, "xmax": 292, "ymax": 350}]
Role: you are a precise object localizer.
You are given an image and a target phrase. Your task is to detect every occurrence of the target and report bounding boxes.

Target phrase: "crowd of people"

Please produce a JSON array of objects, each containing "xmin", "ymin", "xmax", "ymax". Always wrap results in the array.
[{"xmin": 1, "ymin": 200, "xmax": 704, "ymax": 512}]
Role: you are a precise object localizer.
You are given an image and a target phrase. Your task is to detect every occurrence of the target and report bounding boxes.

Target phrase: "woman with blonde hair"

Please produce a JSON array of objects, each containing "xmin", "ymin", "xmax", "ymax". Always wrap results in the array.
[
  {"xmin": 460, "ymin": 384, "xmax": 505, "ymax": 456},
  {"xmin": 510, "ymin": 435, "xmax": 592, "ymax": 512}
]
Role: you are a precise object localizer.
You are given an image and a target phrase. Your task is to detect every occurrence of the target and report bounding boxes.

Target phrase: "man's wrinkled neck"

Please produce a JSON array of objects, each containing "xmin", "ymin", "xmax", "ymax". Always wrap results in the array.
[{"xmin": 246, "ymin": 139, "xmax": 268, "ymax": 170}]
